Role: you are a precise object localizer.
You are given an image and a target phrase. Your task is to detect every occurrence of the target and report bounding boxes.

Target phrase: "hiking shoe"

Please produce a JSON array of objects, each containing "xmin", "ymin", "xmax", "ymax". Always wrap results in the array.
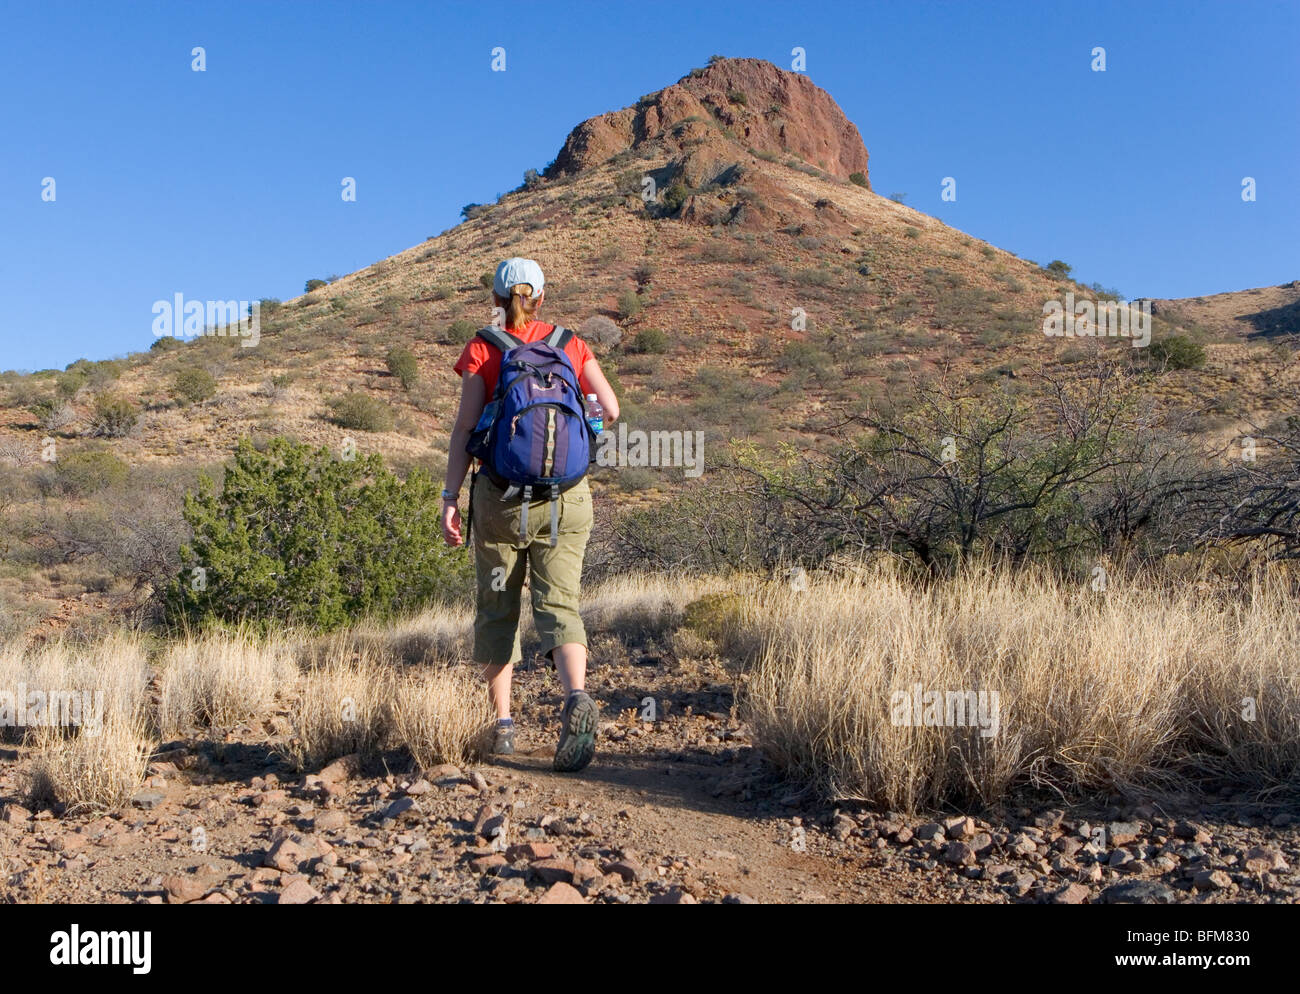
[
  {"xmin": 553, "ymin": 691, "xmax": 598, "ymax": 773},
  {"xmin": 492, "ymin": 720, "xmax": 516, "ymax": 756}
]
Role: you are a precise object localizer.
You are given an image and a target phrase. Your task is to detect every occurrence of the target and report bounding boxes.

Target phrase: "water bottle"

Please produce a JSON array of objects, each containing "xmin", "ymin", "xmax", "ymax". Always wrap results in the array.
[{"xmin": 584, "ymin": 393, "xmax": 604, "ymax": 435}]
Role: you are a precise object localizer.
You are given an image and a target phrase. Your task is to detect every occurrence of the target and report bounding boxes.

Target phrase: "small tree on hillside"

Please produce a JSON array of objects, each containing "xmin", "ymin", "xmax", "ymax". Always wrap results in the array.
[
  {"xmin": 385, "ymin": 347, "xmax": 420, "ymax": 391},
  {"xmin": 88, "ymin": 394, "xmax": 138, "ymax": 438},
  {"xmin": 1147, "ymin": 336, "xmax": 1206, "ymax": 371},
  {"xmin": 166, "ymin": 437, "xmax": 471, "ymax": 632},
  {"xmin": 172, "ymin": 367, "xmax": 218, "ymax": 404}
]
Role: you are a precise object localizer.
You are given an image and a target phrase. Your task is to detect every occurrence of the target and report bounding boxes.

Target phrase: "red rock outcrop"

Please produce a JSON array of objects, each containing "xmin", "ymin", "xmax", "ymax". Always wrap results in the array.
[{"xmin": 548, "ymin": 57, "xmax": 869, "ymax": 186}]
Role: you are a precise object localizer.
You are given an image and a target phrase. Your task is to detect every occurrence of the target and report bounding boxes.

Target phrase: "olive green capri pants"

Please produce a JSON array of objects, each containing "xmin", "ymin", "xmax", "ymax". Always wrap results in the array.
[{"xmin": 470, "ymin": 474, "xmax": 593, "ymax": 667}]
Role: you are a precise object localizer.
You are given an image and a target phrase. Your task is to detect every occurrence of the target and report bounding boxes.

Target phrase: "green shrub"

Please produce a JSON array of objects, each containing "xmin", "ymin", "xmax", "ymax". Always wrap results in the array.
[
  {"xmin": 904, "ymin": 227, "xmax": 920, "ymax": 239},
  {"xmin": 479, "ymin": 272, "xmax": 494, "ymax": 289},
  {"xmin": 29, "ymin": 397, "xmax": 75, "ymax": 432},
  {"xmin": 385, "ymin": 347, "xmax": 420, "ymax": 390},
  {"xmin": 1147, "ymin": 336, "xmax": 1206, "ymax": 371},
  {"xmin": 727, "ymin": 89, "xmax": 748, "ymax": 106},
  {"xmin": 778, "ymin": 341, "xmax": 832, "ymax": 373},
  {"xmin": 698, "ymin": 240, "xmax": 736, "ymax": 263},
  {"xmin": 327, "ymin": 392, "xmax": 394, "ymax": 432},
  {"xmin": 150, "ymin": 336, "xmax": 183, "ymax": 353},
  {"xmin": 56, "ymin": 358, "xmax": 124, "ymax": 395},
  {"xmin": 793, "ymin": 267, "xmax": 835, "ymax": 287},
  {"xmin": 1044, "ymin": 260, "xmax": 1072, "ymax": 279},
  {"xmin": 166, "ymin": 437, "xmax": 472, "ymax": 632},
  {"xmin": 848, "ymin": 172, "xmax": 868, "ymax": 188},
  {"xmin": 617, "ymin": 290, "xmax": 643, "ymax": 321},
  {"xmin": 172, "ymin": 367, "xmax": 218, "ymax": 404},
  {"xmin": 56, "ymin": 367, "xmax": 88, "ymax": 398},
  {"xmin": 88, "ymin": 394, "xmax": 138, "ymax": 438},
  {"xmin": 444, "ymin": 318, "xmax": 478, "ymax": 344},
  {"xmin": 661, "ymin": 182, "xmax": 690, "ymax": 213},
  {"xmin": 991, "ymin": 271, "xmax": 1025, "ymax": 294},
  {"xmin": 305, "ymin": 279, "xmax": 328, "ymax": 293},
  {"xmin": 683, "ymin": 592, "xmax": 745, "ymax": 645},
  {"xmin": 630, "ymin": 328, "xmax": 669, "ymax": 354},
  {"xmin": 614, "ymin": 467, "xmax": 659, "ymax": 493},
  {"xmin": 374, "ymin": 294, "xmax": 404, "ymax": 315},
  {"xmin": 619, "ymin": 354, "xmax": 663, "ymax": 379},
  {"xmin": 615, "ymin": 168, "xmax": 644, "ymax": 197},
  {"xmin": 55, "ymin": 449, "xmax": 129, "ymax": 496}
]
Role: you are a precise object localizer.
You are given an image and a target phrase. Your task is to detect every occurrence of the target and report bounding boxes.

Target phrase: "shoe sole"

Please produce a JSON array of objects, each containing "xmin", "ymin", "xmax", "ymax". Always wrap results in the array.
[{"xmin": 553, "ymin": 694, "xmax": 598, "ymax": 773}]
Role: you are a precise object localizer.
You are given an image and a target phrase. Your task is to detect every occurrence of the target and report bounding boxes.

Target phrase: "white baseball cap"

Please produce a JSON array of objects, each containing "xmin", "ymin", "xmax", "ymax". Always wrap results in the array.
[{"xmin": 493, "ymin": 258, "xmax": 545, "ymax": 299}]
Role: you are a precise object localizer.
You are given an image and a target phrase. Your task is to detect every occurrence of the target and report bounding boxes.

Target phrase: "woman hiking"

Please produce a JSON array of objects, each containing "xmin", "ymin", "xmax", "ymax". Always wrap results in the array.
[{"xmin": 441, "ymin": 257, "xmax": 619, "ymax": 773}]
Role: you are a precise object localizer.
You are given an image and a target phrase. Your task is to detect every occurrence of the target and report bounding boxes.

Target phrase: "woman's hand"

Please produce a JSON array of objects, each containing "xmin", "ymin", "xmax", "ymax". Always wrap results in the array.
[{"xmin": 442, "ymin": 501, "xmax": 463, "ymax": 546}]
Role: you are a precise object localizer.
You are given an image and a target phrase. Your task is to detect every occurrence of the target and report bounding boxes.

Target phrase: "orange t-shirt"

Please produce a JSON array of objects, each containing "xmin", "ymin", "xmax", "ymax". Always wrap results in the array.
[{"xmin": 452, "ymin": 321, "xmax": 595, "ymax": 397}]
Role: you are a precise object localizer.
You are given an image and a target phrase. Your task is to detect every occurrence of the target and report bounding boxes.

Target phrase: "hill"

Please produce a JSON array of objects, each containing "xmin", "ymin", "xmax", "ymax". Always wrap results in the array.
[
  {"xmin": 1149, "ymin": 281, "xmax": 1300, "ymax": 342},
  {"xmin": 0, "ymin": 56, "xmax": 1296, "ymax": 634},
  {"xmin": 2, "ymin": 59, "xmax": 1299, "ymax": 911}
]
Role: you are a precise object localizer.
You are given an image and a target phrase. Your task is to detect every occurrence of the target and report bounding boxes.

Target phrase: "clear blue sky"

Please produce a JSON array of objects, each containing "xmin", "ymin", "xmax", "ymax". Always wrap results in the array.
[{"xmin": 2, "ymin": 0, "xmax": 1296, "ymax": 372}]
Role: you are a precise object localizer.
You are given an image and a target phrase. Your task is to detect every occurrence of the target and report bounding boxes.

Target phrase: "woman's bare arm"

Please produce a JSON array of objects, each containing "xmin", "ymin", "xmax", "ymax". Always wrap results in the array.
[
  {"xmin": 445, "ymin": 372, "xmax": 486, "ymax": 495},
  {"xmin": 442, "ymin": 372, "xmax": 486, "ymax": 546},
  {"xmin": 581, "ymin": 358, "xmax": 620, "ymax": 422}
]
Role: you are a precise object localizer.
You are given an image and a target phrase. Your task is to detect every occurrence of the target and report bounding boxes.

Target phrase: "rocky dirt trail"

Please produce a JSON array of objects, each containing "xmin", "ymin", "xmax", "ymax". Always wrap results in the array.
[{"xmin": 2, "ymin": 654, "xmax": 1298, "ymax": 905}]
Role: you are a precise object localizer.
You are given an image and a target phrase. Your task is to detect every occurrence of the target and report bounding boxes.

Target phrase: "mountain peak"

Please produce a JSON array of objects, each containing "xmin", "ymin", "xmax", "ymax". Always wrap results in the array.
[{"xmin": 548, "ymin": 57, "xmax": 870, "ymax": 185}]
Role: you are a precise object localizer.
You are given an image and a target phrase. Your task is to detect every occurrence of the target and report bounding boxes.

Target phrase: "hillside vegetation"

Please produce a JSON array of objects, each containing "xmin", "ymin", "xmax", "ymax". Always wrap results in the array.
[{"xmin": 0, "ymin": 56, "xmax": 1296, "ymax": 636}]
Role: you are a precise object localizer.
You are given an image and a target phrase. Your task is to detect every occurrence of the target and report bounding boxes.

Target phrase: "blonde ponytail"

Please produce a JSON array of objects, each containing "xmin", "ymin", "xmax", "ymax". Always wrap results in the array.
[{"xmin": 505, "ymin": 283, "xmax": 538, "ymax": 330}]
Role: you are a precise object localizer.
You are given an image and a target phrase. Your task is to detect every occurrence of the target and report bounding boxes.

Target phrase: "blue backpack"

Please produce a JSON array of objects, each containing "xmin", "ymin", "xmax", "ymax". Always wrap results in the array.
[{"xmin": 467, "ymin": 324, "xmax": 595, "ymax": 546}]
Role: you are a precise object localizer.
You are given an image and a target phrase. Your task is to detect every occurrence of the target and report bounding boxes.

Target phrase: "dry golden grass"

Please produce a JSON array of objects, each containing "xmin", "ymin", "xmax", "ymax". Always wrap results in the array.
[
  {"xmin": 580, "ymin": 572, "xmax": 732, "ymax": 637},
  {"xmin": 157, "ymin": 632, "xmax": 296, "ymax": 734},
  {"xmin": 740, "ymin": 564, "xmax": 1300, "ymax": 810},
  {"xmin": 388, "ymin": 667, "xmax": 494, "ymax": 768},
  {"xmin": 1, "ymin": 632, "xmax": 151, "ymax": 741},
  {"xmin": 26, "ymin": 716, "xmax": 151, "ymax": 814},
  {"xmin": 0, "ymin": 633, "xmax": 153, "ymax": 812},
  {"xmin": 282, "ymin": 639, "xmax": 396, "ymax": 771},
  {"xmin": 7, "ymin": 566, "xmax": 1298, "ymax": 814},
  {"xmin": 349, "ymin": 604, "xmax": 474, "ymax": 666},
  {"xmin": 281, "ymin": 576, "xmax": 737, "ymax": 772}
]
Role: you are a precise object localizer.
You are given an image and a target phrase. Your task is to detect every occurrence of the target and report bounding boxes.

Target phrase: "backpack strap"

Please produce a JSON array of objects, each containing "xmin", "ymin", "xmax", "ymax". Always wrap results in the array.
[
  {"xmin": 543, "ymin": 325, "xmax": 573, "ymax": 349},
  {"xmin": 541, "ymin": 325, "xmax": 582, "ymax": 397},
  {"xmin": 518, "ymin": 485, "xmax": 532, "ymax": 546},
  {"xmin": 477, "ymin": 326, "xmax": 524, "ymax": 353},
  {"xmin": 464, "ymin": 469, "xmax": 476, "ymax": 547}
]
